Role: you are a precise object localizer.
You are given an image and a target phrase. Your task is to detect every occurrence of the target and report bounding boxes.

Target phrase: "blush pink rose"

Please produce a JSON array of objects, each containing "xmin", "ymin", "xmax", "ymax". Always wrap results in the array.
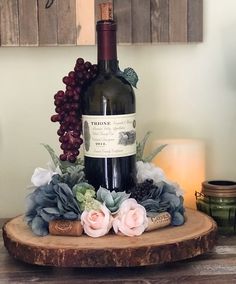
[
  {"xmin": 113, "ymin": 199, "xmax": 148, "ymax": 237},
  {"xmin": 81, "ymin": 205, "xmax": 113, "ymax": 238}
]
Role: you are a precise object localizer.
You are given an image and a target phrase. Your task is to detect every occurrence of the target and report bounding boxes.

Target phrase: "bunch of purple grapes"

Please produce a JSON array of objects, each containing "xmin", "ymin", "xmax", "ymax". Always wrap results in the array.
[{"xmin": 51, "ymin": 58, "xmax": 98, "ymax": 163}]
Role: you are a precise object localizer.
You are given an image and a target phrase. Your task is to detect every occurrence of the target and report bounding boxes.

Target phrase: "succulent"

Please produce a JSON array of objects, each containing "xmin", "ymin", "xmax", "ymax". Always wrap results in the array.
[
  {"xmin": 73, "ymin": 183, "xmax": 100, "ymax": 211},
  {"xmin": 96, "ymin": 186, "xmax": 130, "ymax": 213}
]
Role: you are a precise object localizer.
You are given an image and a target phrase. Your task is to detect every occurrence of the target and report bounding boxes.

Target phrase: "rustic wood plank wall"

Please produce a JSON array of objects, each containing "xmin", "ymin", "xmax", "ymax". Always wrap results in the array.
[
  {"xmin": 18, "ymin": 0, "xmax": 38, "ymax": 46},
  {"xmin": 57, "ymin": 0, "xmax": 76, "ymax": 45},
  {"xmin": 0, "ymin": 0, "xmax": 19, "ymax": 46},
  {"xmin": 76, "ymin": 0, "xmax": 95, "ymax": 45},
  {"xmin": 38, "ymin": 0, "xmax": 58, "ymax": 46},
  {"xmin": 151, "ymin": 0, "xmax": 169, "ymax": 43},
  {"xmin": 169, "ymin": 0, "xmax": 188, "ymax": 42},
  {"xmin": 114, "ymin": 0, "xmax": 132, "ymax": 44},
  {"xmin": 0, "ymin": 0, "xmax": 203, "ymax": 46},
  {"xmin": 188, "ymin": 0, "xmax": 203, "ymax": 42},
  {"xmin": 132, "ymin": 0, "xmax": 151, "ymax": 43}
]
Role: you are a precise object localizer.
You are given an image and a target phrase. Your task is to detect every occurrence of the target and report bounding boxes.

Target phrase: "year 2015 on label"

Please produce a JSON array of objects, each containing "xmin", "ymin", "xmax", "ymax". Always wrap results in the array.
[{"xmin": 82, "ymin": 113, "xmax": 136, "ymax": 158}]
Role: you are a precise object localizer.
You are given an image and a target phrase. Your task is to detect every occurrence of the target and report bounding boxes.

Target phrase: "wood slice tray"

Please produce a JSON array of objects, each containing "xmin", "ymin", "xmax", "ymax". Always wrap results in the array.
[{"xmin": 2, "ymin": 209, "xmax": 217, "ymax": 267}]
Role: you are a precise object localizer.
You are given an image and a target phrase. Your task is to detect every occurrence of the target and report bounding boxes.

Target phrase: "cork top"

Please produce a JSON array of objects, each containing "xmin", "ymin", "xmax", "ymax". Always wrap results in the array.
[{"xmin": 99, "ymin": 2, "xmax": 113, "ymax": 21}]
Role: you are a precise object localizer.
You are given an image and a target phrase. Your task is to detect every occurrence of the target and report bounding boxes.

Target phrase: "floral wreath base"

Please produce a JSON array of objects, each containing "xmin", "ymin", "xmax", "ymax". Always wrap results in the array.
[{"xmin": 25, "ymin": 133, "xmax": 185, "ymax": 238}]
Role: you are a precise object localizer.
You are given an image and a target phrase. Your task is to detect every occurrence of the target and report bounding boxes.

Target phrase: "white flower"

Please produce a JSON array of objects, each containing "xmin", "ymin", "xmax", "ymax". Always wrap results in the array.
[
  {"xmin": 136, "ymin": 161, "xmax": 184, "ymax": 197},
  {"xmin": 136, "ymin": 161, "xmax": 165, "ymax": 184},
  {"xmin": 31, "ymin": 163, "xmax": 61, "ymax": 187}
]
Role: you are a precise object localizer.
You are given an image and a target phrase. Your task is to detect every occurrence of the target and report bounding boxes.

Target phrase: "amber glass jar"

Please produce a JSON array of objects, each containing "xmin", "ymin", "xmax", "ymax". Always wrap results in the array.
[{"xmin": 196, "ymin": 180, "xmax": 236, "ymax": 234}]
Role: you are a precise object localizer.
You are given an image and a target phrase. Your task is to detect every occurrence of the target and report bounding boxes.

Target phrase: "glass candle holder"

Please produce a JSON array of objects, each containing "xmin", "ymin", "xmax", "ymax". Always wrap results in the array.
[{"xmin": 196, "ymin": 180, "xmax": 236, "ymax": 234}]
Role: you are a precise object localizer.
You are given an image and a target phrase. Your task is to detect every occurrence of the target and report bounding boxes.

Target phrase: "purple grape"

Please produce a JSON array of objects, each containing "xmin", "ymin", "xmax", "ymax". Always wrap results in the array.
[{"xmin": 51, "ymin": 57, "xmax": 98, "ymax": 163}]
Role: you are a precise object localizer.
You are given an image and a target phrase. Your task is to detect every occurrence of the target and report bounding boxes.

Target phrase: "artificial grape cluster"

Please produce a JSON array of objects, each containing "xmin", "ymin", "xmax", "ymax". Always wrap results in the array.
[
  {"xmin": 51, "ymin": 58, "xmax": 98, "ymax": 163},
  {"xmin": 130, "ymin": 179, "xmax": 156, "ymax": 202}
]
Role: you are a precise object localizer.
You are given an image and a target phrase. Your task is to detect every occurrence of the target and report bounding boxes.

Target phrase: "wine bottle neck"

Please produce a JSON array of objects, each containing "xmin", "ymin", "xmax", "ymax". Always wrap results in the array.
[
  {"xmin": 98, "ymin": 60, "xmax": 118, "ymax": 73},
  {"xmin": 97, "ymin": 20, "xmax": 118, "ymax": 74}
]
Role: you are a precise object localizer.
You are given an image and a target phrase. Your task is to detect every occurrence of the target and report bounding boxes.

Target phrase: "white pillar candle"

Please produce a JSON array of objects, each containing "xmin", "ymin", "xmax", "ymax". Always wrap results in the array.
[{"xmin": 151, "ymin": 139, "xmax": 205, "ymax": 209}]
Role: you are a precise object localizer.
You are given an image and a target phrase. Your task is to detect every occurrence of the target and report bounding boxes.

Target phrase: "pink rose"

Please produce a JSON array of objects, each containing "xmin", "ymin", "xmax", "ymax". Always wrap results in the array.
[
  {"xmin": 81, "ymin": 205, "xmax": 113, "ymax": 238},
  {"xmin": 113, "ymin": 199, "xmax": 148, "ymax": 237}
]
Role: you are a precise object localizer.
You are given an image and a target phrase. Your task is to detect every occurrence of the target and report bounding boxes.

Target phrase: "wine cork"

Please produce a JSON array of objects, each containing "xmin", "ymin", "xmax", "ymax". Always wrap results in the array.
[
  {"xmin": 146, "ymin": 212, "xmax": 171, "ymax": 232},
  {"xmin": 99, "ymin": 2, "xmax": 113, "ymax": 21},
  {"xmin": 49, "ymin": 220, "xmax": 83, "ymax": 236}
]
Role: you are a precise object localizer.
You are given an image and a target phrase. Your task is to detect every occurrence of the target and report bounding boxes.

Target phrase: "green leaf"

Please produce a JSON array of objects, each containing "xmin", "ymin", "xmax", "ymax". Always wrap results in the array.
[
  {"xmin": 42, "ymin": 143, "xmax": 84, "ymax": 174},
  {"xmin": 136, "ymin": 131, "xmax": 152, "ymax": 161},
  {"xmin": 41, "ymin": 144, "xmax": 61, "ymax": 170},
  {"xmin": 143, "ymin": 144, "xmax": 168, "ymax": 163}
]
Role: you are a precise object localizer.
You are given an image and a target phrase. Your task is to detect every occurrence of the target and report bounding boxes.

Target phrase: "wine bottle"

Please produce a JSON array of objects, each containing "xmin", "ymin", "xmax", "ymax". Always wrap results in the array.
[{"xmin": 81, "ymin": 3, "xmax": 136, "ymax": 192}]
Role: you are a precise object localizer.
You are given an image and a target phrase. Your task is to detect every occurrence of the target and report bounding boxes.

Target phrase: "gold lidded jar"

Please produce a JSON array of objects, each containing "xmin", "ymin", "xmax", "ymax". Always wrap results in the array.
[{"xmin": 196, "ymin": 180, "xmax": 236, "ymax": 234}]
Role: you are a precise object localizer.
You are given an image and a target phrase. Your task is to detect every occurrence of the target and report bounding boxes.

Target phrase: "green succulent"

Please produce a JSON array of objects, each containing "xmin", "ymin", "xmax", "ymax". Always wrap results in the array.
[
  {"xmin": 96, "ymin": 186, "xmax": 130, "ymax": 213},
  {"xmin": 73, "ymin": 183, "xmax": 101, "ymax": 211}
]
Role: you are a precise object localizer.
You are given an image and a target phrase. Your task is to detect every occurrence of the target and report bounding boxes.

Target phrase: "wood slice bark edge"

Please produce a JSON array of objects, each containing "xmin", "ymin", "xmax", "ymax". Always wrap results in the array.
[{"xmin": 2, "ymin": 209, "xmax": 217, "ymax": 267}]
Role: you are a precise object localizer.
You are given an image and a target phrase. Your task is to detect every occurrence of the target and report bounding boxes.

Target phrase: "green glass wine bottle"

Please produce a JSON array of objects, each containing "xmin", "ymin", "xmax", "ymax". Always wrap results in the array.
[{"xmin": 81, "ymin": 3, "xmax": 136, "ymax": 192}]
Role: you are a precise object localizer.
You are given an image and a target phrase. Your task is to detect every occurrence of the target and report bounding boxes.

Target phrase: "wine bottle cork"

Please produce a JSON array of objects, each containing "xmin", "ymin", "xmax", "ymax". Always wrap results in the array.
[
  {"xmin": 99, "ymin": 2, "xmax": 113, "ymax": 21},
  {"xmin": 146, "ymin": 212, "xmax": 171, "ymax": 232},
  {"xmin": 49, "ymin": 220, "xmax": 83, "ymax": 237}
]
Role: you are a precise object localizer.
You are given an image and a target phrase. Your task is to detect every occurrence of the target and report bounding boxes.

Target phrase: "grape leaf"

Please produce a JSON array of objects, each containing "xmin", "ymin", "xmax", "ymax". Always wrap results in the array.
[{"xmin": 118, "ymin": 67, "xmax": 139, "ymax": 88}]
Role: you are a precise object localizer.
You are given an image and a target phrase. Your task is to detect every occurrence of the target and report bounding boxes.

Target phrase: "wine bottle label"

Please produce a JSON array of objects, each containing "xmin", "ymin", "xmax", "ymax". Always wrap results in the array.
[{"xmin": 82, "ymin": 113, "xmax": 136, "ymax": 158}]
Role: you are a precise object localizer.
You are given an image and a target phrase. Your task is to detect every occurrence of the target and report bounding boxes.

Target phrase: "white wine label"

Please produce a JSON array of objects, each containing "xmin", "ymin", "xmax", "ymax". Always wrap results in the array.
[{"xmin": 82, "ymin": 113, "xmax": 136, "ymax": 158}]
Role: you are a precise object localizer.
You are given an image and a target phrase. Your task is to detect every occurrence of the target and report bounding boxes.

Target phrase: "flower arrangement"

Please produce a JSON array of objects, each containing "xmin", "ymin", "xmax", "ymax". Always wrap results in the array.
[{"xmin": 25, "ymin": 132, "xmax": 185, "ymax": 237}]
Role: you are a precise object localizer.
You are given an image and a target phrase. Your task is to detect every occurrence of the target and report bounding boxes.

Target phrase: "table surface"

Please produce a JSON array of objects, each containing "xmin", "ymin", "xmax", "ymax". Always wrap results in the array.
[{"xmin": 1, "ymin": 218, "xmax": 236, "ymax": 284}]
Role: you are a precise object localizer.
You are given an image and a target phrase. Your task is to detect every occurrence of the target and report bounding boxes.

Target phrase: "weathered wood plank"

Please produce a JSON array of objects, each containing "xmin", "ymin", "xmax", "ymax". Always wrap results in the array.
[
  {"xmin": 131, "ymin": 0, "xmax": 151, "ymax": 43},
  {"xmin": 0, "ymin": 2, "xmax": 2, "ymax": 46},
  {"xmin": 0, "ymin": 0, "xmax": 19, "ymax": 46},
  {"xmin": 38, "ymin": 0, "xmax": 58, "ymax": 46},
  {"xmin": 18, "ymin": 0, "xmax": 38, "ymax": 46},
  {"xmin": 151, "ymin": 0, "xmax": 169, "ymax": 43},
  {"xmin": 76, "ymin": 0, "xmax": 95, "ymax": 45},
  {"xmin": 114, "ymin": 0, "xmax": 132, "ymax": 44},
  {"xmin": 57, "ymin": 0, "xmax": 77, "ymax": 45},
  {"xmin": 188, "ymin": 0, "xmax": 203, "ymax": 42},
  {"xmin": 169, "ymin": 0, "xmax": 187, "ymax": 42}
]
